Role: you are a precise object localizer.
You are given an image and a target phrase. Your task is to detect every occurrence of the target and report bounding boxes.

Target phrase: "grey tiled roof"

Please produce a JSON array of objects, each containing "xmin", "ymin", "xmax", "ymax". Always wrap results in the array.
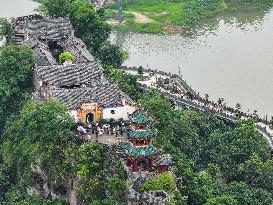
[
  {"xmin": 152, "ymin": 154, "xmax": 176, "ymax": 166},
  {"xmin": 22, "ymin": 15, "xmax": 72, "ymax": 40},
  {"xmin": 61, "ymin": 37, "xmax": 95, "ymax": 63},
  {"xmin": 46, "ymin": 83, "xmax": 132, "ymax": 109},
  {"xmin": 13, "ymin": 14, "xmax": 133, "ymax": 109},
  {"xmin": 35, "ymin": 62, "xmax": 103, "ymax": 86}
]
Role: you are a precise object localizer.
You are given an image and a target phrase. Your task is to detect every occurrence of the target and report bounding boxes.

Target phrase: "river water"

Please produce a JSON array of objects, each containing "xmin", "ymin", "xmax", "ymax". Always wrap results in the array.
[
  {"xmin": 110, "ymin": 7, "xmax": 273, "ymax": 117},
  {"xmin": 0, "ymin": 0, "xmax": 39, "ymax": 18},
  {"xmin": 0, "ymin": 1, "xmax": 272, "ymax": 116}
]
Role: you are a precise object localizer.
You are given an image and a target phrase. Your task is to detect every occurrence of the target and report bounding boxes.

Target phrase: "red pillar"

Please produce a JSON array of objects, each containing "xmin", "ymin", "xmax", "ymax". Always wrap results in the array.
[{"xmin": 132, "ymin": 158, "xmax": 138, "ymax": 172}]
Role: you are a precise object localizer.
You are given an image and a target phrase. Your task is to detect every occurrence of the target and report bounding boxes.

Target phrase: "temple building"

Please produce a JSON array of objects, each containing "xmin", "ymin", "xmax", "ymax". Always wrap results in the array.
[
  {"xmin": 12, "ymin": 14, "xmax": 135, "ymax": 123},
  {"xmin": 121, "ymin": 109, "xmax": 175, "ymax": 173}
]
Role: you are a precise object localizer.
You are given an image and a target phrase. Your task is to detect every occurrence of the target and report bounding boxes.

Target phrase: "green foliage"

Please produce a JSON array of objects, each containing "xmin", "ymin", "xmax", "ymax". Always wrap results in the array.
[
  {"xmin": 186, "ymin": 172, "xmax": 214, "ymax": 205},
  {"xmin": 2, "ymin": 186, "xmax": 65, "ymax": 205},
  {"xmin": 2, "ymin": 100, "xmax": 75, "ymax": 186},
  {"xmin": 106, "ymin": 177, "xmax": 128, "ymax": 203},
  {"xmin": 137, "ymin": 66, "xmax": 144, "ymax": 75},
  {"xmin": 139, "ymin": 89, "xmax": 272, "ymax": 204},
  {"xmin": 75, "ymin": 142, "xmax": 103, "ymax": 178},
  {"xmin": 68, "ymin": 0, "xmax": 110, "ymax": 51},
  {"xmin": 0, "ymin": 163, "xmax": 14, "ymax": 201},
  {"xmin": 103, "ymin": 65, "xmax": 143, "ymax": 100},
  {"xmin": 140, "ymin": 172, "xmax": 176, "ymax": 193},
  {"xmin": 0, "ymin": 45, "xmax": 33, "ymax": 88},
  {"xmin": 0, "ymin": 45, "xmax": 33, "ymax": 134},
  {"xmin": 0, "ymin": 18, "xmax": 11, "ymax": 41},
  {"xmin": 58, "ymin": 51, "xmax": 75, "ymax": 63},
  {"xmin": 98, "ymin": 42, "xmax": 128, "ymax": 68},
  {"xmin": 213, "ymin": 181, "xmax": 273, "ymax": 205},
  {"xmin": 44, "ymin": 0, "xmax": 71, "ymax": 17},
  {"xmin": 238, "ymin": 153, "xmax": 273, "ymax": 193},
  {"xmin": 205, "ymin": 195, "xmax": 238, "ymax": 205},
  {"xmin": 182, "ymin": 0, "xmax": 224, "ymax": 25}
]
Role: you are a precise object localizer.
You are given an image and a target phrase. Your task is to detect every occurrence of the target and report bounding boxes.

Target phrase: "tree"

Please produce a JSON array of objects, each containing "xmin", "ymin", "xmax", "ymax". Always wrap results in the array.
[
  {"xmin": 204, "ymin": 93, "xmax": 209, "ymax": 100},
  {"xmin": 103, "ymin": 65, "xmax": 142, "ymax": 101},
  {"xmin": 106, "ymin": 177, "xmax": 128, "ymax": 203},
  {"xmin": 186, "ymin": 172, "xmax": 214, "ymax": 205},
  {"xmin": 2, "ymin": 100, "xmax": 76, "ymax": 189},
  {"xmin": 138, "ymin": 66, "xmax": 144, "ymax": 76},
  {"xmin": 204, "ymin": 93, "xmax": 209, "ymax": 104},
  {"xmin": 238, "ymin": 154, "xmax": 273, "ymax": 193},
  {"xmin": 217, "ymin": 98, "xmax": 224, "ymax": 105},
  {"xmin": 44, "ymin": 0, "xmax": 71, "ymax": 18},
  {"xmin": 0, "ymin": 18, "xmax": 11, "ymax": 42},
  {"xmin": 98, "ymin": 42, "xmax": 127, "ymax": 68},
  {"xmin": 66, "ymin": 0, "xmax": 111, "ymax": 52},
  {"xmin": 0, "ymin": 45, "xmax": 33, "ymax": 134},
  {"xmin": 0, "ymin": 45, "xmax": 33, "ymax": 89},
  {"xmin": 214, "ymin": 182, "xmax": 273, "ymax": 205},
  {"xmin": 205, "ymin": 195, "xmax": 238, "ymax": 205},
  {"xmin": 252, "ymin": 109, "xmax": 259, "ymax": 121},
  {"xmin": 58, "ymin": 51, "xmax": 75, "ymax": 63},
  {"xmin": 139, "ymin": 172, "xmax": 176, "ymax": 193},
  {"xmin": 235, "ymin": 103, "xmax": 241, "ymax": 112}
]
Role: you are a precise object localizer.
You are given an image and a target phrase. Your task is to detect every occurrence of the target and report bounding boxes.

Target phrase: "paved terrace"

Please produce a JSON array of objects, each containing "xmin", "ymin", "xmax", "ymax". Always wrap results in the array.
[{"xmin": 76, "ymin": 128, "xmax": 129, "ymax": 145}]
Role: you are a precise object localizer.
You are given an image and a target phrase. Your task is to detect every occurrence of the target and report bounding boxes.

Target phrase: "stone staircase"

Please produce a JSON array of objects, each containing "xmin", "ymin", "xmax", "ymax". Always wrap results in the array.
[{"xmin": 11, "ymin": 32, "xmax": 25, "ymax": 45}]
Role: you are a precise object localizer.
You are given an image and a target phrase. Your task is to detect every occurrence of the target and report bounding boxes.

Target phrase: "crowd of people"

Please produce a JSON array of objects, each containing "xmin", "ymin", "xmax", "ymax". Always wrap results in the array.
[
  {"xmin": 76, "ymin": 121, "xmax": 126, "ymax": 141},
  {"xmin": 148, "ymin": 75, "xmax": 269, "ymax": 124}
]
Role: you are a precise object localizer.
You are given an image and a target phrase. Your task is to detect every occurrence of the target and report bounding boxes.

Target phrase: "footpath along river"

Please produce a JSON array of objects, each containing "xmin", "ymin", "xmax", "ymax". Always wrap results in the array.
[
  {"xmin": 1, "ymin": 1, "xmax": 272, "ymax": 117},
  {"xmin": 110, "ymin": 7, "xmax": 273, "ymax": 117}
]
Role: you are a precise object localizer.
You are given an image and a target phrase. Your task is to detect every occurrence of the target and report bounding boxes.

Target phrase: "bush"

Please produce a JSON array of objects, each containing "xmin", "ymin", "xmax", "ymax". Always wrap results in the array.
[
  {"xmin": 58, "ymin": 52, "xmax": 75, "ymax": 63},
  {"xmin": 140, "ymin": 172, "xmax": 176, "ymax": 193}
]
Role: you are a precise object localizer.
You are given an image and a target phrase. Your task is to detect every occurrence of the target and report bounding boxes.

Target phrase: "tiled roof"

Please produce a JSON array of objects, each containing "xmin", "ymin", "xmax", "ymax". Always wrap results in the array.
[
  {"xmin": 35, "ymin": 62, "xmax": 102, "ymax": 86},
  {"xmin": 152, "ymin": 154, "xmax": 176, "ymax": 166},
  {"xmin": 120, "ymin": 142, "xmax": 133, "ymax": 151},
  {"xmin": 43, "ymin": 83, "xmax": 132, "ymax": 109},
  {"xmin": 13, "ymin": 14, "xmax": 133, "ymax": 110},
  {"xmin": 127, "ymin": 146, "xmax": 159, "ymax": 157},
  {"xmin": 61, "ymin": 37, "xmax": 95, "ymax": 63},
  {"xmin": 16, "ymin": 15, "xmax": 72, "ymax": 40},
  {"xmin": 129, "ymin": 109, "xmax": 149, "ymax": 124},
  {"xmin": 127, "ymin": 127, "xmax": 157, "ymax": 139}
]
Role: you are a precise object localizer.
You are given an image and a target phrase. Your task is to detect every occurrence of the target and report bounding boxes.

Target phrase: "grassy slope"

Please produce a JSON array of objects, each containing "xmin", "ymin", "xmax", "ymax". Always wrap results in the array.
[{"xmin": 105, "ymin": 0, "xmax": 271, "ymax": 33}]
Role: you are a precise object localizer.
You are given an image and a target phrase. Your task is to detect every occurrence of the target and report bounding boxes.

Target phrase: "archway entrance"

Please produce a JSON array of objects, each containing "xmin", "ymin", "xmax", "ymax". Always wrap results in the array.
[
  {"xmin": 136, "ymin": 158, "xmax": 148, "ymax": 171},
  {"xmin": 86, "ymin": 113, "xmax": 94, "ymax": 124}
]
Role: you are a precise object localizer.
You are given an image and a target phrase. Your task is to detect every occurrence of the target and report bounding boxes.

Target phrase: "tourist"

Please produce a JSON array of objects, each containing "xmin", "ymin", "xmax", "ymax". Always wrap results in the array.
[
  {"xmin": 120, "ymin": 126, "xmax": 123, "ymax": 136},
  {"xmin": 95, "ymin": 129, "xmax": 99, "ymax": 142}
]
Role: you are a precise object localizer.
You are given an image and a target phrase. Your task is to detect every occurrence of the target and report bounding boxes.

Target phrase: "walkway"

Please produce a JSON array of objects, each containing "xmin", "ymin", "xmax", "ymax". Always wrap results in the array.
[
  {"xmin": 78, "ymin": 131, "xmax": 128, "ymax": 145},
  {"xmin": 135, "ymin": 71, "xmax": 273, "ymax": 150}
]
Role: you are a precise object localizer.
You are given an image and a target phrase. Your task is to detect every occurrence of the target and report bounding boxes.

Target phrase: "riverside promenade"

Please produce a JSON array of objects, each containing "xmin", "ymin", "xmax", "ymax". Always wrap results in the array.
[{"xmin": 123, "ymin": 67, "xmax": 273, "ymax": 151}]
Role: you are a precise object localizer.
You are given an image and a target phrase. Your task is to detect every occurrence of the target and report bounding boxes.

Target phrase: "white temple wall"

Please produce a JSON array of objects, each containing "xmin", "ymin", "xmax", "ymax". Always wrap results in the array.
[
  {"xmin": 103, "ymin": 105, "xmax": 136, "ymax": 121},
  {"xmin": 70, "ymin": 110, "xmax": 78, "ymax": 122}
]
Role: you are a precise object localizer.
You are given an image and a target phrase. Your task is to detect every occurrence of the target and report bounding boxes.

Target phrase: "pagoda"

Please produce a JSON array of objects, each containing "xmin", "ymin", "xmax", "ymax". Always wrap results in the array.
[{"xmin": 121, "ymin": 109, "xmax": 175, "ymax": 173}]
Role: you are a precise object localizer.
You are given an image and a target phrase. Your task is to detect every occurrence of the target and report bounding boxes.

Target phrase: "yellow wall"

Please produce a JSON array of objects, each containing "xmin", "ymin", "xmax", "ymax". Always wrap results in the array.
[{"xmin": 78, "ymin": 103, "xmax": 101, "ymax": 123}]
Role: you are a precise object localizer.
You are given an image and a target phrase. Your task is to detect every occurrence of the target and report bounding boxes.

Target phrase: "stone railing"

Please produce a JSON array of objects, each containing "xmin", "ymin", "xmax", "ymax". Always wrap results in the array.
[{"xmin": 120, "ymin": 65, "xmax": 199, "ymax": 97}]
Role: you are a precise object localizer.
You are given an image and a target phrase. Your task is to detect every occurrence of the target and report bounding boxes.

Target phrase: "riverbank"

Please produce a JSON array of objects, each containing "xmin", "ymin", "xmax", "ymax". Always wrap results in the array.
[{"xmin": 105, "ymin": 1, "xmax": 272, "ymax": 33}]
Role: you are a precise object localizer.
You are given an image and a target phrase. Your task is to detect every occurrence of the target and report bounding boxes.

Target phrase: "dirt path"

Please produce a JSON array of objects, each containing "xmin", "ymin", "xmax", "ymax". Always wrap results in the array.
[
  {"xmin": 129, "ymin": 11, "xmax": 154, "ymax": 23},
  {"xmin": 106, "ymin": 11, "xmax": 154, "ymax": 25}
]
